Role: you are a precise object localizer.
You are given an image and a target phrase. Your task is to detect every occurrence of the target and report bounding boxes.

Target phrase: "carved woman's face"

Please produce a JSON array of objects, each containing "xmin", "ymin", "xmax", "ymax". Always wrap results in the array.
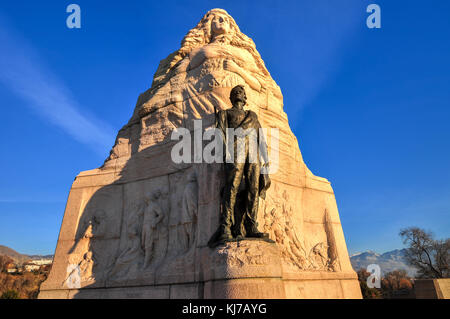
[{"xmin": 211, "ymin": 13, "xmax": 230, "ymax": 36}]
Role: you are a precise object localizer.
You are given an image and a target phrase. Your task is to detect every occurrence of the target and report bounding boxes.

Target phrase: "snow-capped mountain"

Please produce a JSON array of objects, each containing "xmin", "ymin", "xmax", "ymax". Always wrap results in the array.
[{"xmin": 350, "ymin": 248, "xmax": 417, "ymax": 277}]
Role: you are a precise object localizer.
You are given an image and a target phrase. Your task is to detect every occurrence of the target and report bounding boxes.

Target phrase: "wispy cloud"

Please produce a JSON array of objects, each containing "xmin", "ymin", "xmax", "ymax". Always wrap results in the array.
[
  {"xmin": 0, "ymin": 198, "xmax": 65, "ymax": 204},
  {"xmin": 0, "ymin": 14, "xmax": 115, "ymax": 154}
]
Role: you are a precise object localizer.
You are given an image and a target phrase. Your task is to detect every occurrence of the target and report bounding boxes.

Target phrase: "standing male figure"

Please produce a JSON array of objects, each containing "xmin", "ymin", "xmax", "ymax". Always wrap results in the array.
[
  {"xmin": 142, "ymin": 190, "xmax": 164, "ymax": 268},
  {"xmin": 208, "ymin": 85, "xmax": 271, "ymax": 247}
]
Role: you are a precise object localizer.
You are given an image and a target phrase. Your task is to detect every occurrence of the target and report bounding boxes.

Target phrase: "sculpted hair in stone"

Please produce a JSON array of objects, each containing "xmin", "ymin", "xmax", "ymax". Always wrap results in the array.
[{"xmin": 151, "ymin": 9, "xmax": 270, "ymax": 91}]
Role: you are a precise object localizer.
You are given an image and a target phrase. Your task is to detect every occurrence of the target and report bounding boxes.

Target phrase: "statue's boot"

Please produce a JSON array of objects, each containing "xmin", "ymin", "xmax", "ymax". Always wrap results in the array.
[
  {"xmin": 245, "ymin": 219, "xmax": 269, "ymax": 239},
  {"xmin": 216, "ymin": 225, "xmax": 233, "ymax": 242},
  {"xmin": 246, "ymin": 230, "xmax": 269, "ymax": 238},
  {"xmin": 207, "ymin": 224, "xmax": 233, "ymax": 248}
]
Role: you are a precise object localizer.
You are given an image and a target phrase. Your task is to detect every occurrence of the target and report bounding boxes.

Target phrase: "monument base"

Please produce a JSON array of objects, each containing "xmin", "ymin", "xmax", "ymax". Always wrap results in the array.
[
  {"xmin": 39, "ymin": 240, "xmax": 361, "ymax": 299},
  {"xmin": 39, "ymin": 277, "xmax": 361, "ymax": 299}
]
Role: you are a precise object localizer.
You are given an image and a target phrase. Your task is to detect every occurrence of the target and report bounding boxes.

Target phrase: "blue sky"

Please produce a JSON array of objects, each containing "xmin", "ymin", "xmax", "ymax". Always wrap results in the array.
[{"xmin": 0, "ymin": 0, "xmax": 449, "ymax": 255}]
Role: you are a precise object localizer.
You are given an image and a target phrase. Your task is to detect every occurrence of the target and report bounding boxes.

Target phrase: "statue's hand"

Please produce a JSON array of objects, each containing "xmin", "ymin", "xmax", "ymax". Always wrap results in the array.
[
  {"xmin": 223, "ymin": 59, "xmax": 240, "ymax": 74},
  {"xmin": 261, "ymin": 162, "xmax": 270, "ymax": 174}
]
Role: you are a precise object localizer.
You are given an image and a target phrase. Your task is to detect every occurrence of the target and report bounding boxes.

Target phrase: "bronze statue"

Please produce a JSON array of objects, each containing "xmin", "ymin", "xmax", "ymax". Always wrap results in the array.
[{"xmin": 208, "ymin": 85, "xmax": 271, "ymax": 248}]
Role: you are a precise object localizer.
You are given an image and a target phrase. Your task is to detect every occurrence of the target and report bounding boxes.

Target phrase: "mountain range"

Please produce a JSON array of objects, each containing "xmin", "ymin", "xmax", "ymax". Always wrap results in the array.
[
  {"xmin": 350, "ymin": 248, "xmax": 417, "ymax": 277},
  {"xmin": 0, "ymin": 245, "xmax": 53, "ymax": 264},
  {"xmin": 1, "ymin": 244, "xmax": 417, "ymax": 277}
]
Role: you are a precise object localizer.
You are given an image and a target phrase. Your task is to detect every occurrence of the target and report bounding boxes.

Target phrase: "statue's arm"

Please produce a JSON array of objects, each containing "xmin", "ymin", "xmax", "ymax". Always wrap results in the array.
[
  {"xmin": 175, "ymin": 48, "xmax": 206, "ymax": 73},
  {"xmin": 223, "ymin": 59, "xmax": 262, "ymax": 92},
  {"xmin": 154, "ymin": 206, "xmax": 164, "ymax": 227},
  {"xmin": 216, "ymin": 110, "xmax": 227, "ymax": 132},
  {"xmin": 252, "ymin": 112, "xmax": 270, "ymax": 167},
  {"xmin": 174, "ymin": 57, "xmax": 190, "ymax": 73},
  {"xmin": 216, "ymin": 110, "xmax": 230, "ymax": 161}
]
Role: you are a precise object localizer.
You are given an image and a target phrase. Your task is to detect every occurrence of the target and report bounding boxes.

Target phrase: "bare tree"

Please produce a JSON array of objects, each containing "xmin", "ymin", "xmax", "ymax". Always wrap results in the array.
[{"xmin": 399, "ymin": 227, "xmax": 449, "ymax": 278}]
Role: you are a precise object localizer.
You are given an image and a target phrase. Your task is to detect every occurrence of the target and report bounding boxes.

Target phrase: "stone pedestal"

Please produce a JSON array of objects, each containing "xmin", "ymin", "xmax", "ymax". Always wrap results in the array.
[
  {"xmin": 39, "ymin": 160, "xmax": 361, "ymax": 299},
  {"xmin": 39, "ymin": 8, "xmax": 361, "ymax": 299},
  {"xmin": 201, "ymin": 241, "xmax": 286, "ymax": 298},
  {"xmin": 414, "ymin": 279, "xmax": 450, "ymax": 299}
]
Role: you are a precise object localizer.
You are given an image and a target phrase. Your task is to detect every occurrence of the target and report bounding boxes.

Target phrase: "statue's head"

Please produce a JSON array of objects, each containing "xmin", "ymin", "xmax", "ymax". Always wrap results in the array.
[
  {"xmin": 148, "ymin": 9, "xmax": 271, "ymax": 105},
  {"xmin": 150, "ymin": 189, "xmax": 162, "ymax": 201},
  {"xmin": 191, "ymin": 9, "xmax": 237, "ymax": 43},
  {"xmin": 210, "ymin": 10, "xmax": 231, "ymax": 37},
  {"xmin": 230, "ymin": 85, "xmax": 247, "ymax": 106}
]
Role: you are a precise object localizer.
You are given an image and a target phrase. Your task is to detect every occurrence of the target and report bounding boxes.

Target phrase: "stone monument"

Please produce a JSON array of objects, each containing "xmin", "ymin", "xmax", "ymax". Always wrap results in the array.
[{"xmin": 39, "ymin": 8, "xmax": 362, "ymax": 299}]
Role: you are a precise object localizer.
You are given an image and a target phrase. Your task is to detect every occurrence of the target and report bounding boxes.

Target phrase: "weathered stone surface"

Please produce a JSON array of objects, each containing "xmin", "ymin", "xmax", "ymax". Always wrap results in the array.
[
  {"xmin": 39, "ymin": 8, "xmax": 361, "ymax": 299},
  {"xmin": 200, "ymin": 241, "xmax": 283, "ymax": 282},
  {"xmin": 414, "ymin": 279, "xmax": 450, "ymax": 299},
  {"xmin": 204, "ymin": 278, "xmax": 286, "ymax": 299}
]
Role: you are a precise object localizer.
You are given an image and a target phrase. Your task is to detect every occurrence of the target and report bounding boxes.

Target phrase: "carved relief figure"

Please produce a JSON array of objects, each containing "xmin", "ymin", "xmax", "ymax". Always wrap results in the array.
[
  {"xmin": 65, "ymin": 209, "xmax": 107, "ymax": 286},
  {"xmin": 263, "ymin": 193, "xmax": 308, "ymax": 269},
  {"xmin": 81, "ymin": 209, "xmax": 107, "ymax": 240},
  {"xmin": 173, "ymin": 9, "xmax": 265, "ymax": 93},
  {"xmin": 78, "ymin": 251, "xmax": 95, "ymax": 281},
  {"xmin": 142, "ymin": 190, "xmax": 164, "ymax": 268},
  {"xmin": 110, "ymin": 201, "xmax": 146, "ymax": 278},
  {"xmin": 309, "ymin": 243, "xmax": 328, "ymax": 270},
  {"xmin": 262, "ymin": 187, "xmax": 341, "ymax": 272},
  {"xmin": 138, "ymin": 9, "xmax": 276, "ymax": 121},
  {"xmin": 179, "ymin": 172, "xmax": 199, "ymax": 253}
]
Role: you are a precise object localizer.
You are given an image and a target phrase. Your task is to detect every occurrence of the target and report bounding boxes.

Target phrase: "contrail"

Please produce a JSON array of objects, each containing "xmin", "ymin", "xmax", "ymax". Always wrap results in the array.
[{"xmin": 0, "ymin": 14, "xmax": 115, "ymax": 155}]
